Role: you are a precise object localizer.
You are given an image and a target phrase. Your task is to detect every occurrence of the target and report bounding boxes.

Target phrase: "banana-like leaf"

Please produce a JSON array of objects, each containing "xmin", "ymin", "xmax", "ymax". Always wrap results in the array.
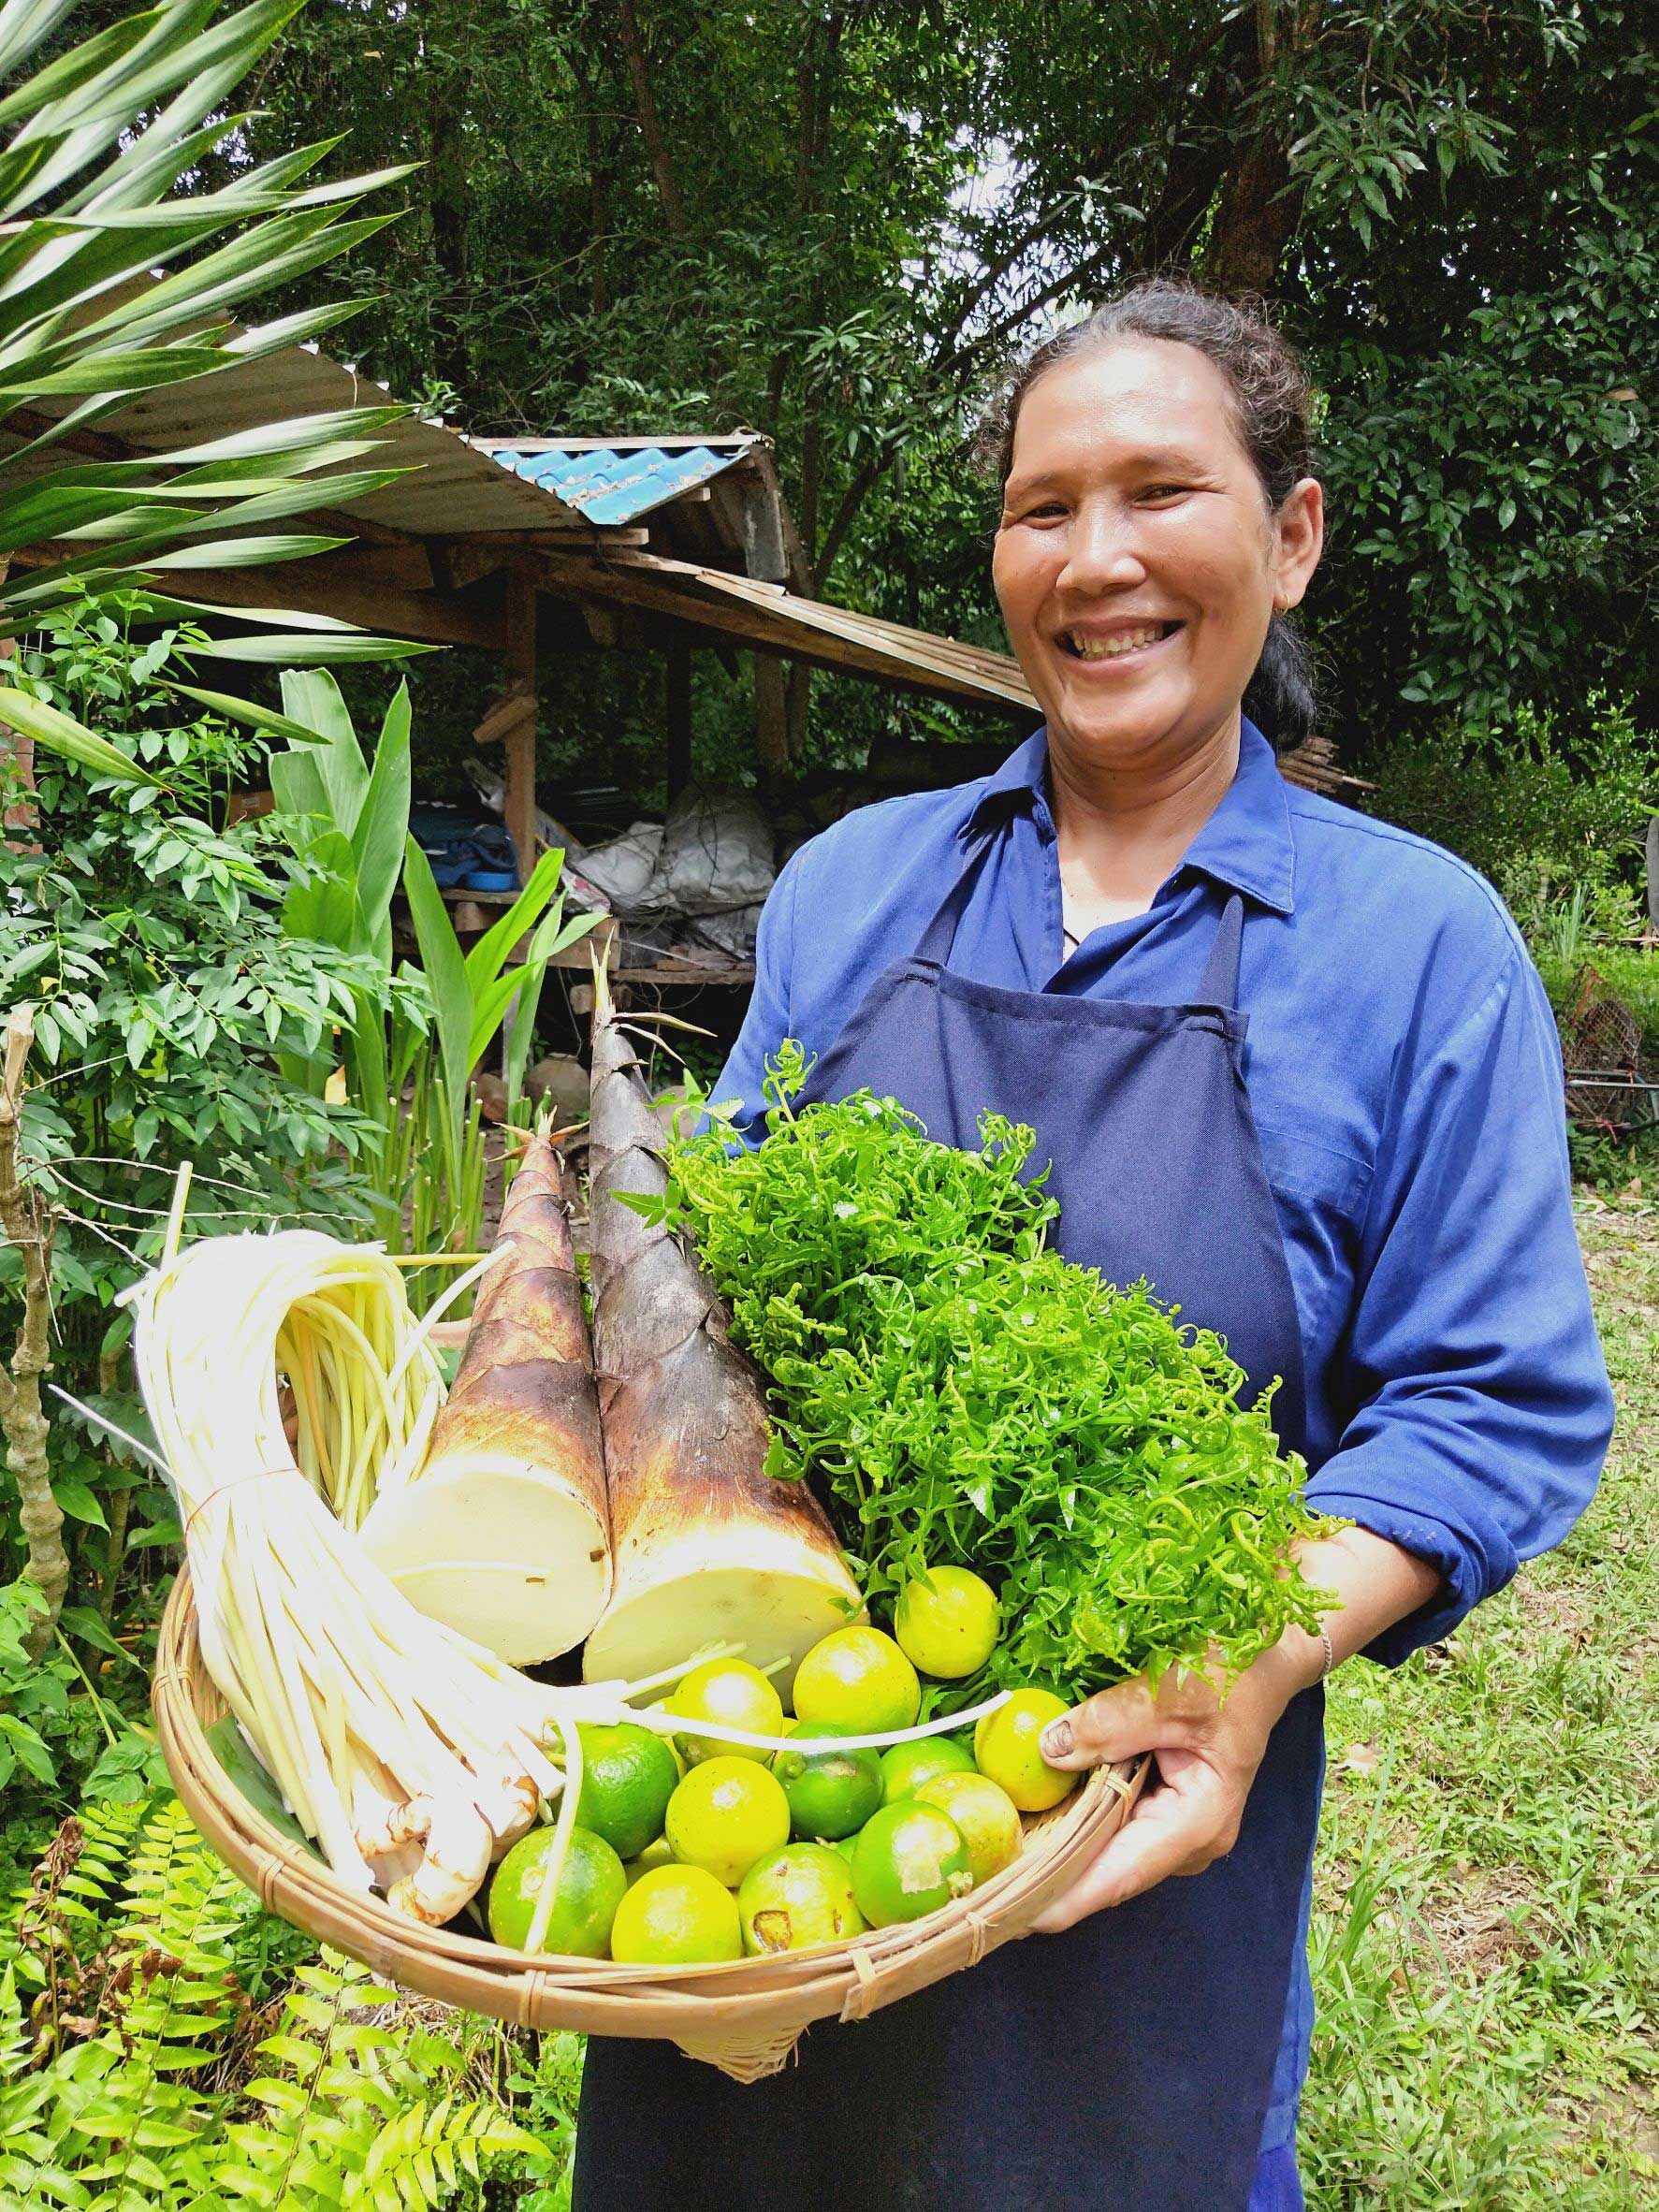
[
  {"xmin": 462, "ymin": 847, "xmax": 569, "ymax": 989},
  {"xmin": 0, "ymin": 684, "xmax": 162, "ymax": 783},
  {"xmin": 349, "ymin": 683, "xmax": 411, "ymax": 948},
  {"xmin": 277, "ymin": 668, "xmax": 368, "ymax": 830},
  {"xmin": 402, "ymin": 834, "xmax": 473, "ymax": 1188}
]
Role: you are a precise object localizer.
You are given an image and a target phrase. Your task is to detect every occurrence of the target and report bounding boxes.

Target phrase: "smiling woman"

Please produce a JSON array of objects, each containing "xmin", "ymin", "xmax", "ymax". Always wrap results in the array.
[{"xmin": 573, "ymin": 282, "xmax": 1613, "ymax": 2212}]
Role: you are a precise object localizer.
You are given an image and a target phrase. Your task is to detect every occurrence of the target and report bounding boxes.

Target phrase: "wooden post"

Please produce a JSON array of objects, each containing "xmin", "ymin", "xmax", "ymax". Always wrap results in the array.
[
  {"xmin": 666, "ymin": 628, "xmax": 692, "ymax": 799},
  {"xmin": 503, "ymin": 566, "xmax": 537, "ymax": 884},
  {"xmin": 753, "ymin": 652, "xmax": 790, "ymax": 776}
]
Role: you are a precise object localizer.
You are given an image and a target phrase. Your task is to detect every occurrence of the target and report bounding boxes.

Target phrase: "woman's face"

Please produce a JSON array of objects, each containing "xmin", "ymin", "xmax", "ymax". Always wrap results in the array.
[{"xmin": 992, "ymin": 338, "xmax": 1324, "ymax": 772}]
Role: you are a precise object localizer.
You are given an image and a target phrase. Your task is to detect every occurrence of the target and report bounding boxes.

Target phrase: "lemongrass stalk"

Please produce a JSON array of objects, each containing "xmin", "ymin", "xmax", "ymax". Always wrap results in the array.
[{"xmin": 523, "ymin": 1711, "xmax": 584, "ymax": 1957}]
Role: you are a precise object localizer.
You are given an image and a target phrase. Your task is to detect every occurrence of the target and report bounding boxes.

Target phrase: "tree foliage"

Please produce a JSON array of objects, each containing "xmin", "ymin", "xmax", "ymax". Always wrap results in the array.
[{"xmin": 190, "ymin": 0, "xmax": 1658, "ymax": 757}]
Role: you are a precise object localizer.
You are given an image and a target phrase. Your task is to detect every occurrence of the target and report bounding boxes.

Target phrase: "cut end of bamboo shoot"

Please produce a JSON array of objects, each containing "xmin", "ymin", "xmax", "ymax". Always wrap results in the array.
[
  {"xmin": 581, "ymin": 1532, "xmax": 864, "ymax": 1702},
  {"xmin": 360, "ymin": 1458, "xmax": 611, "ymax": 1667}
]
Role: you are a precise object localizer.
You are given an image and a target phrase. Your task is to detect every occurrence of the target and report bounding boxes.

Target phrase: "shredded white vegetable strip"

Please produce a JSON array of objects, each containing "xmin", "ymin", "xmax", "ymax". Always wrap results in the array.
[{"xmin": 131, "ymin": 1231, "xmax": 563, "ymax": 1913}]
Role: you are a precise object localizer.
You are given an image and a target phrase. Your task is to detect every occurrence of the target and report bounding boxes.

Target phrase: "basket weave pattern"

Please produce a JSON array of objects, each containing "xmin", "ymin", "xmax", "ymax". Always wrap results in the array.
[{"xmin": 153, "ymin": 1571, "xmax": 1146, "ymax": 2080}]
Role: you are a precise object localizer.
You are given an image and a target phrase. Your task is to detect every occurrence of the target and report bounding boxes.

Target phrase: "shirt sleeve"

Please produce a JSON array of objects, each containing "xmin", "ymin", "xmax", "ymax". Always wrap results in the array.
[
  {"xmin": 704, "ymin": 842, "xmax": 806, "ymax": 1147},
  {"xmin": 1303, "ymin": 942, "xmax": 1614, "ymax": 1665}
]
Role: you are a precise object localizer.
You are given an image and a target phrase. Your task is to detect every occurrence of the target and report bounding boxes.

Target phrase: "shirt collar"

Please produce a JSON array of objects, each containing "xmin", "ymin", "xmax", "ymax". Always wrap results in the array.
[{"xmin": 959, "ymin": 718, "xmax": 1296, "ymax": 916}]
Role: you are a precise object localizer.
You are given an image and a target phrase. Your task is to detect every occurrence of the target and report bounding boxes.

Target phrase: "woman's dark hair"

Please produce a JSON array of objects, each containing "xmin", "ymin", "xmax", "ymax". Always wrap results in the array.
[{"xmin": 981, "ymin": 279, "xmax": 1319, "ymax": 751}]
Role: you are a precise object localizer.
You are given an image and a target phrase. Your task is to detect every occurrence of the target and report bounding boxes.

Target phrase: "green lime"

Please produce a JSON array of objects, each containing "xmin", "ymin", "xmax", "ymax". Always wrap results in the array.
[
  {"xmin": 622, "ymin": 1835, "xmax": 677, "ymax": 1886},
  {"xmin": 878, "ymin": 1734, "xmax": 977, "ymax": 1805},
  {"xmin": 665, "ymin": 1658, "xmax": 785, "ymax": 1765},
  {"xmin": 609, "ymin": 1864, "xmax": 743, "ymax": 1964},
  {"xmin": 664, "ymin": 1755, "xmax": 791, "ymax": 1887},
  {"xmin": 737, "ymin": 1843, "xmax": 867, "ymax": 1955},
  {"xmin": 915, "ymin": 1772, "xmax": 1024, "ymax": 1887},
  {"xmin": 849, "ymin": 1801, "xmax": 973, "ymax": 1928},
  {"xmin": 575, "ymin": 1723, "xmax": 680, "ymax": 1858},
  {"xmin": 894, "ymin": 1565, "xmax": 1002, "ymax": 1679},
  {"xmin": 974, "ymin": 1688, "xmax": 1078, "ymax": 1812},
  {"xmin": 488, "ymin": 1825, "xmax": 626, "ymax": 1957},
  {"xmin": 772, "ymin": 1723, "xmax": 883, "ymax": 1841},
  {"xmin": 792, "ymin": 1626, "xmax": 921, "ymax": 1734}
]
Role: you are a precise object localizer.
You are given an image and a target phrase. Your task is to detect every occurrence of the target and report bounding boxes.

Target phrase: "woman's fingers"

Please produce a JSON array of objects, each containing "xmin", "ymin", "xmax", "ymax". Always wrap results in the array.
[
  {"xmin": 1031, "ymin": 1750, "xmax": 1241, "ymax": 1932},
  {"xmin": 1041, "ymin": 1674, "xmax": 1199, "ymax": 1768}
]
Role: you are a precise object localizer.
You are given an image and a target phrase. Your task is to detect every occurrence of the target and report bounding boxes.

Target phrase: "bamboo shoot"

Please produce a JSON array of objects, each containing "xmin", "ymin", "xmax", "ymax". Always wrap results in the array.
[
  {"xmin": 361, "ymin": 1138, "xmax": 612, "ymax": 1665},
  {"xmin": 582, "ymin": 977, "xmax": 862, "ymax": 1695}
]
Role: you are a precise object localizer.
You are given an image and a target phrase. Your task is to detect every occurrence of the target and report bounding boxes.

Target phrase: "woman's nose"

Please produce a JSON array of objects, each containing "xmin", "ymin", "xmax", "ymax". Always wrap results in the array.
[{"xmin": 1055, "ymin": 502, "xmax": 1146, "ymax": 594}]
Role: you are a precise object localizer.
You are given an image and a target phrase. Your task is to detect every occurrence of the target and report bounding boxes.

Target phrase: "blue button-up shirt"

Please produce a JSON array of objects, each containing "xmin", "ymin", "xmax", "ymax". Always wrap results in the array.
[{"xmin": 713, "ymin": 719, "xmax": 1613, "ymax": 2153}]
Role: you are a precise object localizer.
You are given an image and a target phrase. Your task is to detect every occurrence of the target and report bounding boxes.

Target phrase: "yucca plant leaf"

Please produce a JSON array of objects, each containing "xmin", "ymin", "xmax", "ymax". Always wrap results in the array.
[
  {"xmin": 0, "ymin": 5, "xmax": 164, "ymax": 131},
  {"xmin": 162, "ymin": 679, "xmax": 327, "ymax": 743},
  {"xmin": 143, "ymin": 531, "xmax": 349, "ymax": 567},
  {"xmin": 184, "ymin": 632, "xmax": 434, "ymax": 662},
  {"xmin": 0, "ymin": 341, "xmax": 227, "ymax": 399},
  {"xmin": 0, "ymin": 0, "xmax": 80, "ymax": 82},
  {"xmin": 0, "ymin": 684, "xmax": 162, "ymax": 783}
]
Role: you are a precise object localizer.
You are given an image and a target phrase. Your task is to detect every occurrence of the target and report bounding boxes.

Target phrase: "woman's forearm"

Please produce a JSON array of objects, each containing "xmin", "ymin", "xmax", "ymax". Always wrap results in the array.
[{"xmin": 1267, "ymin": 1523, "xmax": 1445, "ymax": 1699}]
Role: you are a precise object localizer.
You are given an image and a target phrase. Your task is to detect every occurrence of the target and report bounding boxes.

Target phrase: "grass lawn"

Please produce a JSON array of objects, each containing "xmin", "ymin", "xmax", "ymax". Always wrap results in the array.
[{"xmin": 1302, "ymin": 1189, "xmax": 1659, "ymax": 2208}]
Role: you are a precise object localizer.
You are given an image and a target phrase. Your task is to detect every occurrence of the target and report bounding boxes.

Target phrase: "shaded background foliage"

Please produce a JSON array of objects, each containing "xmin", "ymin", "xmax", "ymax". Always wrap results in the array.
[{"xmin": 152, "ymin": 0, "xmax": 1659, "ymax": 782}]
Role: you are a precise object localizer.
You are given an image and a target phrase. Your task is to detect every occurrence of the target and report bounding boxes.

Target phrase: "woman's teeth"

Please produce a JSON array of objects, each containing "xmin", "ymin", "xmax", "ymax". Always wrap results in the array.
[{"xmin": 1063, "ymin": 623, "xmax": 1173, "ymax": 660}]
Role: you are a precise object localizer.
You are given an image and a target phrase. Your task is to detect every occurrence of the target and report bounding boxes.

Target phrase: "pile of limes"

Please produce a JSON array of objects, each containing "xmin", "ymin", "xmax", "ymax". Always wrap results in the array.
[{"xmin": 487, "ymin": 1564, "xmax": 1080, "ymax": 1968}]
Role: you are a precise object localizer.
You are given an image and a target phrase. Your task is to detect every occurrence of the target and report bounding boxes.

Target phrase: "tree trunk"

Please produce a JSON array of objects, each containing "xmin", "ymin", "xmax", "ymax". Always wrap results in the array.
[
  {"xmin": 614, "ymin": 0, "xmax": 686, "ymax": 235},
  {"xmin": 1205, "ymin": 128, "xmax": 1298, "ymax": 295},
  {"xmin": 0, "ymin": 1009, "xmax": 67, "ymax": 1659}
]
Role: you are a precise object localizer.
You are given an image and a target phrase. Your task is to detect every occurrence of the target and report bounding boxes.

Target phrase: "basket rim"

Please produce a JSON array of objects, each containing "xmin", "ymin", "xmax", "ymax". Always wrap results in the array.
[{"xmin": 153, "ymin": 1566, "xmax": 1143, "ymax": 2005}]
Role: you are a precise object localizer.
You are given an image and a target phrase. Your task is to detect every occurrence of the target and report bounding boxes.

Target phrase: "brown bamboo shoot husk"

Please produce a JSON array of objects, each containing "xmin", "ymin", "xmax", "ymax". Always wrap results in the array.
[
  {"xmin": 360, "ymin": 1138, "xmax": 611, "ymax": 1665},
  {"xmin": 582, "ymin": 978, "xmax": 863, "ymax": 1696}
]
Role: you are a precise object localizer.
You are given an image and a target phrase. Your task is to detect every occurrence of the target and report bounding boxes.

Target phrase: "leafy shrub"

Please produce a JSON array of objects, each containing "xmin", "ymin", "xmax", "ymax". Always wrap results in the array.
[
  {"xmin": 1360, "ymin": 692, "xmax": 1659, "ymax": 903},
  {"xmin": 0, "ymin": 1789, "xmax": 559, "ymax": 2209}
]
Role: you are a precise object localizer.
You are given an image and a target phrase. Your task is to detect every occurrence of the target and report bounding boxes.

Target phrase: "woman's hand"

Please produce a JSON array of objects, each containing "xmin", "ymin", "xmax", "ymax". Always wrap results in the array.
[
  {"xmin": 1028, "ymin": 1638, "xmax": 1313, "ymax": 1932},
  {"xmin": 1029, "ymin": 1525, "xmax": 1445, "ymax": 1934}
]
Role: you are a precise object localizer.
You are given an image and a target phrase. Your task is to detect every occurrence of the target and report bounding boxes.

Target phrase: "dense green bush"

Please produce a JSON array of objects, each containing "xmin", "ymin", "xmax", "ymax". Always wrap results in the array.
[{"xmin": 1359, "ymin": 692, "xmax": 1658, "ymax": 913}]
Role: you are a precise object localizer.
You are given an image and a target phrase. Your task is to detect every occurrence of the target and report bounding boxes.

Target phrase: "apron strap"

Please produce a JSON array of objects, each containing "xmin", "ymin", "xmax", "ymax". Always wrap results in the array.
[
  {"xmin": 914, "ymin": 826, "xmax": 997, "ymax": 964},
  {"xmin": 1194, "ymin": 893, "xmax": 1245, "ymax": 1010}
]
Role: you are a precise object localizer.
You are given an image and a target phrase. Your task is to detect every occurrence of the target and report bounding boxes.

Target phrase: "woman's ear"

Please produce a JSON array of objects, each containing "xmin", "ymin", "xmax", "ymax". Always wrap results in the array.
[{"xmin": 1271, "ymin": 477, "xmax": 1324, "ymax": 613}]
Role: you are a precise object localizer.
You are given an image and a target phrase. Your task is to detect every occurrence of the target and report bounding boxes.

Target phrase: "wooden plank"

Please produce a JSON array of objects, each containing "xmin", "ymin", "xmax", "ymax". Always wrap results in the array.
[
  {"xmin": 666, "ymin": 629, "xmax": 692, "ymax": 798},
  {"xmin": 533, "ymin": 548, "xmax": 1033, "ymax": 711},
  {"xmin": 136, "ymin": 557, "xmax": 508, "ymax": 649},
  {"xmin": 502, "ymin": 567, "xmax": 537, "ymax": 885},
  {"xmin": 753, "ymin": 653, "xmax": 789, "ymax": 772}
]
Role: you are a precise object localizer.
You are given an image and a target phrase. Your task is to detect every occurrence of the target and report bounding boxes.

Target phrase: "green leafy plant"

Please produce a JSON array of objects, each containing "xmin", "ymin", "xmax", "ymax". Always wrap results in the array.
[
  {"xmin": 183, "ymin": 670, "xmax": 599, "ymax": 1289},
  {"xmin": 0, "ymin": 601, "xmax": 378, "ymax": 1677},
  {"xmin": 651, "ymin": 1045, "xmax": 1332, "ymax": 1703},
  {"xmin": 1, "ymin": 1789, "xmax": 553, "ymax": 2209}
]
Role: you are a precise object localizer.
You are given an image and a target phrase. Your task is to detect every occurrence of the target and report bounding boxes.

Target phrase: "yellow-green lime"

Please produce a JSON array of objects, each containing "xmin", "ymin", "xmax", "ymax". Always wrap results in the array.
[
  {"xmin": 792, "ymin": 1626, "xmax": 920, "ymax": 1734},
  {"xmin": 915, "ymin": 1772, "xmax": 1024, "ymax": 1886},
  {"xmin": 664, "ymin": 1755, "xmax": 791, "ymax": 1887},
  {"xmin": 488, "ymin": 1826, "xmax": 626, "ymax": 1957},
  {"xmin": 665, "ymin": 1658, "xmax": 786, "ymax": 1765},
  {"xmin": 893, "ymin": 1566, "xmax": 1001, "ymax": 1679},
  {"xmin": 973, "ymin": 1689, "xmax": 1078, "ymax": 1812},
  {"xmin": 772, "ymin": 1724, "xmax": 883, "ymax": 1841},
  {"xmin": 849, "ymin": 1801, "xmax": 973, "ymax": 1928},
  {"xmin": 622, "ymin": 1835, "xmax": 676, "ymax": 1887},
  {"xmin": 609, "ymin": 1864, "xmax": 743, "ymax": 1965},
  {"xmin": 878, "ymin": 1734, "xmax": 977, "ymax": 1805},
  {"xmin": 574, "ymin": 1723, "xmax": 680, "ymax": 1858},
  {"xmin": 737, "ymin": 1842, "xmax": 867, "ymax": 1955}
]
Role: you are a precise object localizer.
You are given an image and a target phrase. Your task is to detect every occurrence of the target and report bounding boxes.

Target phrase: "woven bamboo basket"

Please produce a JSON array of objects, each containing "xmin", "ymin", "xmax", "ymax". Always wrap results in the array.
[{"xmin": 153, "ymin": 1570, "xmax": 1146, "ymax": 2081}]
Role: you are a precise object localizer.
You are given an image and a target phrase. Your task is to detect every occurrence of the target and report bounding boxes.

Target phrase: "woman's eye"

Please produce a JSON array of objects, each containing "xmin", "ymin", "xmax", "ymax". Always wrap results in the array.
[{"xmin": 1140, "ymin": 483, "xmax": 1190, "ymax": 503}]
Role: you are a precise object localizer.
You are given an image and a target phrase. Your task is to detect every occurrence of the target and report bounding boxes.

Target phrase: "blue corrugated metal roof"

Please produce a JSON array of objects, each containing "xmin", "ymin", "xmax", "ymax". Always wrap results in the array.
[{"xmin": 488, "ymin": 440, "xmax": 753, "ymax": 527}]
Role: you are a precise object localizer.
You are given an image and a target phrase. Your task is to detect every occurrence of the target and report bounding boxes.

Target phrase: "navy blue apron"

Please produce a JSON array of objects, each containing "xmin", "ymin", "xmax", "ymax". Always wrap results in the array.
[{"xmin": 576, "ymin": 822, "xmax": 1325, "ymax": 2212}]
